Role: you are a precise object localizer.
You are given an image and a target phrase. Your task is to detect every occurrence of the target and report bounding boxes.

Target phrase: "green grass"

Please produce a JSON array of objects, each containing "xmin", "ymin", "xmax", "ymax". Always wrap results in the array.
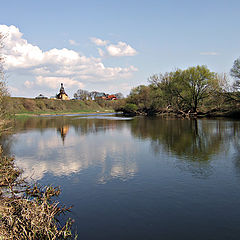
[{"xmin": 8, "ymin": 97, "xmax": 118, "ymax": 117}]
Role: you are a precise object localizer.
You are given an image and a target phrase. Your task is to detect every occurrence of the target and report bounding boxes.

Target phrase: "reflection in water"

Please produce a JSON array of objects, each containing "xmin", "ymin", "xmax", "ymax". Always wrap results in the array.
[
  {"xmin": 1, "ymin": 116, "xmax": 240, "ymax": 181},
  {"xmin": 2, "ymin": 115, "xmax": 240, "ymax": 240},
  {"xmin": 57, "ymin": 125, "xmax": 70, "ymax": 144},
  {"xmin": 130, "ymin": 118, "xmax": 235, "ymax": 177},
  {"xmin": 130, "ymin": 118, "xmax": 225, "ymax": 159},
  {"xmin": 231, "ymin": 122, "xmax": 240, "ymax": 174},
  {"xmin": 7, "ymin": 115, "xmax": 138, "ymax": 182}
]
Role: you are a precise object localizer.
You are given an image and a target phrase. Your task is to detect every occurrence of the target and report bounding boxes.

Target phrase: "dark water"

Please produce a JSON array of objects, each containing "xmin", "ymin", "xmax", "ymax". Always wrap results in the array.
[{"xmin": 2, "ymin": 114, "xmax": 240, "ymax": 240}]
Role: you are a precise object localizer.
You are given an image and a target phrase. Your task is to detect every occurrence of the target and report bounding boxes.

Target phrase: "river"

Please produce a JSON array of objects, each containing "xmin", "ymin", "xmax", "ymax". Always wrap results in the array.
[{"xmin": 1, "ymin": 114, "xmax": 240, "ymax": 240}]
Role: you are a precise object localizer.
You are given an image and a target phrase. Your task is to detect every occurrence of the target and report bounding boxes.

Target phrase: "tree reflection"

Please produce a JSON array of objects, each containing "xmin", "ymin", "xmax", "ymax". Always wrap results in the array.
[
  {"xmin": 130, "ymin": 117, "xmax": 232, "ymax": 177},
  {"xmin": 2, "ymin": 115, "xmax": 240, "ymax": 181},
  {"xmin": 231, "ymin": 121, "xmax": 240, "ymax": 175}
]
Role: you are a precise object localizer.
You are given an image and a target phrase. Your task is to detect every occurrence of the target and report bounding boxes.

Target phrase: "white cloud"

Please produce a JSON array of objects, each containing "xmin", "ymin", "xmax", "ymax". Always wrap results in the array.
[
  {"xmin": 106, "ymin": 41, "xmax": 137, "ymax": 57},
  {"xmin": 90, "ymin": 37, "xmax": 108, "ymax": 46},
  {"xmin": 98, "ymin": 48, "xmax": 105, "ymax": 57},
  {"xmin": 200, "ymin": 52, "xmax": 219, "ymax": 56},
  {"xmin": 69, "ymin": 39, "xmax": 79, "ymax": 46},
  {"xmin": 0, "ymin": 25, "xmax": 138, "ymax": 93},
  {"xmin": 35, "ymin": 76, "xmax": 84, "ymax": 89},
  {"xmin": 91, "ymin": 37, "xmax": 138, "ymax": 57},
  {"xmin": 24, "ymin": 80, "xmax": 34, "ymax": 88}
]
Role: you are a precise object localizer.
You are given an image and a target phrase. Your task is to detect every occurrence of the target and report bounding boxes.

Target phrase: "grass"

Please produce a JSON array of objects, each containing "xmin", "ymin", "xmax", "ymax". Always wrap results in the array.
[
  {"xmin": 14, "ymin": 109, "xmax": 114, "ymax": 117},
  {"xmin": 9, "ymin": 97, "xmax": 116, "ymax": 115}
]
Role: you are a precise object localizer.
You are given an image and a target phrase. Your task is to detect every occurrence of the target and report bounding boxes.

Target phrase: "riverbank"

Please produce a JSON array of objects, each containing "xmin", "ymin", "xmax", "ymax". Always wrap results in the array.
[
  {"xmin": 14, "ymin": 110, "xmax": 115, "ymax": 119},
  {"xmin": 8, "ymin": 97, "xmax": 116, "ymax": 114},
  {"xmin": 121, "ymin": 108, "xmax": 240, "ymax": 119},
  {"xmin": 0, "ymin": 144, "xmax": 76, "ymax": 239}
]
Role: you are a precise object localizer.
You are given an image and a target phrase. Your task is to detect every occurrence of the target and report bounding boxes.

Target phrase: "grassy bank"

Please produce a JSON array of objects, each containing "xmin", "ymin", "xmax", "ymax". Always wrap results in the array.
[{"xmin": 8, "ymin": 97, "xmax": 121, "ymax": 116}]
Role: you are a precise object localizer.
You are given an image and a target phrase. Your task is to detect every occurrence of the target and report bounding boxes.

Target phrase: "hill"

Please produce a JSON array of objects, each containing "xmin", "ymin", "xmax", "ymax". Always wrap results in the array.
[{"xmin": 8, "ymin": 97, "xmax": 120, "ymax": 116}]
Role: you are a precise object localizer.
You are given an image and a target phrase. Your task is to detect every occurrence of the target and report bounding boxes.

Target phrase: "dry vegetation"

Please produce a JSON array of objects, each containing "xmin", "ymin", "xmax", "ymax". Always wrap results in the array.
[{"xmin": 0, "ymin": 147, "xmax": 77, "ymax": 240}]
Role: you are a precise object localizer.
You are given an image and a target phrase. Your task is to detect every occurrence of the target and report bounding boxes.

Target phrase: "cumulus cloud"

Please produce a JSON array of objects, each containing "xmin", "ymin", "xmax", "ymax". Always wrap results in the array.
[
  {"xmin": 106, "ymin": 41, "xmax": 137, "ymax": 57},
  {"xmin": 90, "ymin": 37, "xmax": 108, "ymax": 46},
  {"xmin": 91, "ymin": 37, "xmax": 138, "ymax": 57},
  {"xmin": 0, "ymin": 25, "xmax": 138, "ymax": 92},
  {"xmin": 35, "ymin": 76, "xmax": 84, "ymax": 89}
]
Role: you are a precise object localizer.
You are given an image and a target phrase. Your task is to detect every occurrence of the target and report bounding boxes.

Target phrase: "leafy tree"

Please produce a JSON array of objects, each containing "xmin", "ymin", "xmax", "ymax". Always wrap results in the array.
[
  {"xmin": 148, "ymin": 66, "xmax": 218, "ymax": 112},
  {"xmin": 175, "ymin": 65, "xmax": 217, "ymax": 112},
  {"xmin": 149, "ymin": 72, "xmax": 179, "ymax": 110},
  {"xmin": 230, "ymin": 58, "xmax": 240, "ymax": 102},
  {"xmin": 127, "ymin": 85, "xmax": 153, "ymax": 113},
  {"xmin": 230, "ymin": 57, "xmax": 240, "ymax": 90}
]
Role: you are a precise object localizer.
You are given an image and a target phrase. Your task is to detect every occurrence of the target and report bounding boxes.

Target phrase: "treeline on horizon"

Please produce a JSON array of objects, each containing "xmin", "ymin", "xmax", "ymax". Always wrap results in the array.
[{"xmin": 116, "ymin": 62, "xmax": 240, "ymax": 117}]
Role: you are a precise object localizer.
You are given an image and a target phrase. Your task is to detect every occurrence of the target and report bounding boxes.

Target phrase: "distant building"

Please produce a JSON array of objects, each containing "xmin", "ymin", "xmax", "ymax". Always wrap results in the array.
[
  {"xmin": 107, "ymin": 94, "xmax": 117, "ymax": 100},
  {"xmin": 35, "ymin": 94, "xmax": 48, "ymax": 99},
  {"xmin": 95, "ymin": 92, "xmax": 107, "ymax": 99},
  {"xmin": 56, "ymin": 83, "xmax": 70, "ymax": 100}
]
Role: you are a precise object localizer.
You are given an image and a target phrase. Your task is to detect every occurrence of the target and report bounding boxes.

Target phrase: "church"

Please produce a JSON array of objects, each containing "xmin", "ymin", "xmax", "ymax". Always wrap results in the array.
[{"xmin": 57, "ymin": 83, "xmax": 70, "ymax": 100}]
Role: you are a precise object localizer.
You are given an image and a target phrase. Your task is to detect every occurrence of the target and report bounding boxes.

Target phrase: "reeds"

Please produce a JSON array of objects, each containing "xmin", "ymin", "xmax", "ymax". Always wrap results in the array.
[{"xmin": 0, "ymin": 147, "xmax": 77, "ymax": 239}]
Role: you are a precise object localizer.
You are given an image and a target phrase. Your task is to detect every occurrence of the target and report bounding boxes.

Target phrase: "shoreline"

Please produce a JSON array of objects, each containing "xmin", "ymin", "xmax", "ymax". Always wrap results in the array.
[{"xmin": 14, "ymin": 110, "xmax": 115, "ymax": 118}]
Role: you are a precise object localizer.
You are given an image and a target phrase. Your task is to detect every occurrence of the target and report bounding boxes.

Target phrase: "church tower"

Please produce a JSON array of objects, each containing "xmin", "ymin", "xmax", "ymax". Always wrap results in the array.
[{"xmin": 57, "ymin": 83, "xmax": 70, "ymax": 100}]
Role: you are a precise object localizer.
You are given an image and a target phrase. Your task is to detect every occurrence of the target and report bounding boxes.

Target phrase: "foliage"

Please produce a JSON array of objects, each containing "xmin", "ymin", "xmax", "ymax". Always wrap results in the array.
[
  {"xmin": 230, "ymin": 58, "xmax": 240, "ymax": 83},
  {"xmin": 230, "ymin": 57, "xmax": 240, "ymax": 102},
  {"xmin": 122, "ymin": 65, "xmax": 229, "ymax": 116},
  {"xmin": 122, "ymin": 103, "xmax": 138, "ymax": 115},
  {"xmin": 150, "ymin": 66, "xmax": 217, "ymax": 112}
]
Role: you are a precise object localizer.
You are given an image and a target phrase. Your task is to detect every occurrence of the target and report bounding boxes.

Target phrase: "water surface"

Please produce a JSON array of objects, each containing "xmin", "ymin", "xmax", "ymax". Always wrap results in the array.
[{"xmin": 2, "ymin": 114, "xmax": 240, "ymax": 240}]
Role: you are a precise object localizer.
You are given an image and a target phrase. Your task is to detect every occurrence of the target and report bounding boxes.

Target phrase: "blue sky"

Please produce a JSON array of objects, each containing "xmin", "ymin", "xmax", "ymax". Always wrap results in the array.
[{"xmin": 1, "ymin": 0, "xmax": 240, "ymax": 97}]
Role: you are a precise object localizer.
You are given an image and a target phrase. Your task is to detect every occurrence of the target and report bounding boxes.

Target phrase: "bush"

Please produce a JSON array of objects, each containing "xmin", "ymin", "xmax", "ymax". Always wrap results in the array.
[{"xmin": 122, "ymin": 103, "xmax": 138, "ymax": 115}]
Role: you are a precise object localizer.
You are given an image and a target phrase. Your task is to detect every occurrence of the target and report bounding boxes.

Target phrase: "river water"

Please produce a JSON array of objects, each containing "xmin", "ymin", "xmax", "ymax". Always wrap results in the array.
[{"xmin": 1, "ymin": 114, "xmax": 240, "ymax": 240}]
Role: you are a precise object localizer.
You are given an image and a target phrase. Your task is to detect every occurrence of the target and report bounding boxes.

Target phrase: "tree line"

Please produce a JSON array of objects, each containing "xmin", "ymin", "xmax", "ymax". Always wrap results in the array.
[
  {"xmin": 73, "ymin": 89, "xmax": 124, "ymax": 100},
  {"xmin": 118, "ymin": 63, "xmax": 240, "ymax": 116}
]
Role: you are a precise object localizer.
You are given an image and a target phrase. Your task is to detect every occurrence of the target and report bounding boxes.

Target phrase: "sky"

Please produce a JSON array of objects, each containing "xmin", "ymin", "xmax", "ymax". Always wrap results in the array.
[{"xmin": 1, "ymin": 0, "xmax": 240, "ymax": 98}]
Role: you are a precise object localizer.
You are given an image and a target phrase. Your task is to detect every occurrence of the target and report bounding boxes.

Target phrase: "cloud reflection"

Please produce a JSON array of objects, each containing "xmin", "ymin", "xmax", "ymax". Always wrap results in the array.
[{"xmin": 12, "ymin": 116, "xmax": 138, "ymax": 183}]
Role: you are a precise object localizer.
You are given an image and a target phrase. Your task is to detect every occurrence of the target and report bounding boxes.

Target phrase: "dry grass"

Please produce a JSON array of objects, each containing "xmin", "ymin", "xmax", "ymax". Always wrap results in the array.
[{"xmin": 0, "ymin": 147, "xmax": 77, "ymax": 240}]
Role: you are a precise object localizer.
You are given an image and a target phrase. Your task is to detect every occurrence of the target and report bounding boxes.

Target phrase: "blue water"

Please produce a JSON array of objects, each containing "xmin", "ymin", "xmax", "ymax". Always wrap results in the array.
[{"xmin": 3, "ymin": 114, "xmax": 240, "ymax": 240}]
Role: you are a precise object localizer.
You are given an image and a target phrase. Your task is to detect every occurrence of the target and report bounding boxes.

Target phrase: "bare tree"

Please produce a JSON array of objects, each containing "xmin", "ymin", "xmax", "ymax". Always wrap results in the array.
[
  {"xmin": 114, "ymin": 92, "xmax": 124, "ymax": 99},
  {"xmin": 0, "ymin": 32, "xmax": 10, "ymax": 123},
  {"xmin": 73, "ymin": 89, "xmax": 90, "ymax": 100}
]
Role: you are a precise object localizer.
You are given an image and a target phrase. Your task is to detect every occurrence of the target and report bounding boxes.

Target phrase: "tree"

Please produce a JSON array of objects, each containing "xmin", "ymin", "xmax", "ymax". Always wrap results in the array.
[
  {"xmin": 0, "ymin": 32, "xmax": 9, "ymax": 123},
  {"xmin": 173, "ymin": 65, "xmax": 217, "ymax": 112},
  {"xmin": 114, "ymin": 92, "xmax": 124, "ymax": 99},
  {"xmin": 73, "ymin": 89, "xmax": 90, "ymax": 100},
  {"xmin": 230, "ymin": 57, "xmax": 240, "ymax": 92},
  {"xmin": 148, "ymin": 72, "xmax": 178, "ymax": 109},
  {"xmin": 148, "ymin": 66, "xmax": 218, "ymax": 112}
]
